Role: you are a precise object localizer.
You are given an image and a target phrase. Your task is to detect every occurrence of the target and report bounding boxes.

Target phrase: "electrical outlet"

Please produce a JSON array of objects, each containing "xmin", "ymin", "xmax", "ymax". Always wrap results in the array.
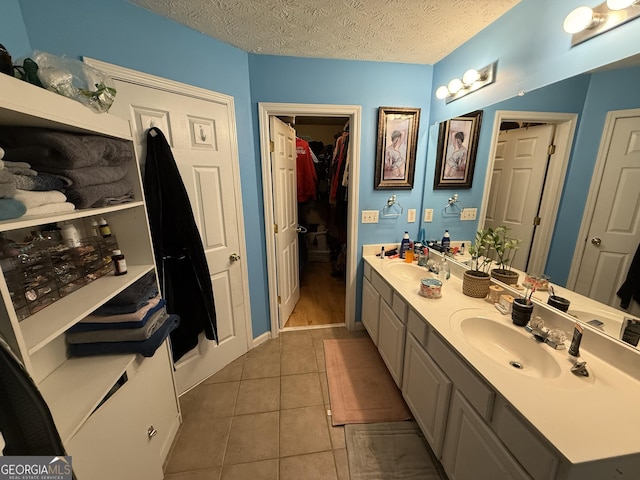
[
  {"xmin": 361, "ymin": 210, "xmax": 379, "ymax": 224},
  {"xmin": 423, "ymin": 208, "xmax": 434, "ymax": 222},
  {"xmin": 407, "ymin": 209, "xmax": 416, "ymax": 223},
  {"xmin": 460, "ymin": 208, "xmax": 477, "ymax": 221}
]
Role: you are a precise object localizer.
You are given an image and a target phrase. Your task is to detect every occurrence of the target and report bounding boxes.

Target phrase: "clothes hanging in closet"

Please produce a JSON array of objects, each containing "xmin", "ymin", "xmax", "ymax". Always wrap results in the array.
[
  {"xmin": 296, "ymin": 137, "xmax": 317, "ymax": 202},
  {"xmin": 143, "ymin": 127, "xmax": 217, "ymax": 362}
]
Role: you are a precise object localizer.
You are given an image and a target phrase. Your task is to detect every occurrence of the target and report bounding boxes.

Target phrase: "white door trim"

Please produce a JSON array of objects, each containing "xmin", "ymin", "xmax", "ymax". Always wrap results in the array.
[
  {"xmin": 567, "ymin": 107, "xmax": 640, "ymax": 289},
  {"xmin": 82, "ymin": 57, "xmax": 253, "ymax": 348},
  {"xmin": 258, "ymin": 103, "xmax": 361, "ymax": 337},
  {"xmin": 480, "ymin": 111, "xmax": 578, "ymax": 275}
]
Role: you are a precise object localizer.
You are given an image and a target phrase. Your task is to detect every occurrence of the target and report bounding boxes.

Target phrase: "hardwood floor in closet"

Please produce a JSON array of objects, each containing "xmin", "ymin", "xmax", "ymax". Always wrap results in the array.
[{"xmin": 285, "ymin": 262, "xmax": 345, "ymax": 328}]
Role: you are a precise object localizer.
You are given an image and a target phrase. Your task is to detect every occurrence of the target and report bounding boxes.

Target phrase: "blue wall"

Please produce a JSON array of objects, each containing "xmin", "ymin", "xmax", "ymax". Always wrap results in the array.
[{"xmin": 0, "ymin": 0, "xmax": 31, "ymax": 58}]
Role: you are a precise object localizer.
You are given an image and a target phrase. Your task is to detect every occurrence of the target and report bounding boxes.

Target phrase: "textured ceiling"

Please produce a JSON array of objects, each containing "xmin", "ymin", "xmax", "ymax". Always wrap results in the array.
[{"xmin": 127, "ymin": 0, "xmax": 520, "ymax": 64}]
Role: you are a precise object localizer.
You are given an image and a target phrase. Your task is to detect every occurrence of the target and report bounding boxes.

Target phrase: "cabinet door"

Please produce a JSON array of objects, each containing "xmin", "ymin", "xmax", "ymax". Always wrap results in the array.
[
  {"xmin": 378, "ymin": 300, "xmax": 406, "ymax": 386},
  {"xmin": 402, "ymin": 333, "xmax": 452, "ymax": 457},
  {"xmin": 441, "ymin": 390, "xmax": 530, "ymax": 480},
  {"xmin": 361, "ymin": 277, "xmax": 380, "ymax": 345},
  {"xmin": 67, "ymin": 368, "xmax": 163, "ymax": 480}
]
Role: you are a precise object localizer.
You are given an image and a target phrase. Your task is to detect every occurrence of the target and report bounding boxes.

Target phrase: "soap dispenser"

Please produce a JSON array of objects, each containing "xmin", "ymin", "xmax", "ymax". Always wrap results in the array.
[
  {"xmin": 400, "ymin": 231, "xmax": 411, "ymax": 259},
  {"xmin": 441, "ymin": 230, "xmax": 451, "ymax": 253}
]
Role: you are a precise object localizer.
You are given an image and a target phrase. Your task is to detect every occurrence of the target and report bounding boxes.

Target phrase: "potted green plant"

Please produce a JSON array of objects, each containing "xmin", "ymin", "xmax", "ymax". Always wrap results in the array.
[
  {"xmin": 488, "ymin": 226, "xmax": 522, "ymax": 285},
  {"xmin": 462, "ymin": 228, "xmax": 493, "ymax": 298}
]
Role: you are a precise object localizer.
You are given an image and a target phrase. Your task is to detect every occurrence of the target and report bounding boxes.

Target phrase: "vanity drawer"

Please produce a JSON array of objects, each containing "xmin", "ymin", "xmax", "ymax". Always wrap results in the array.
[
  {"xmin": 371, "ymin": 270, "xmax": 393, "ymax": 305},
  {"xmin": 407, "ymin": 309, "xmax": 429, "ymax": 347},
  {"xmin": 392, "ymin": 292, "xmax": 407, "ymax": 323},
  {"xmin": 492, "ymin": 397, "xmax": 558, "ymax": 480},
  {"xmin": 427, "ymin": 332, "xmax": 495, "ymax": 420}
]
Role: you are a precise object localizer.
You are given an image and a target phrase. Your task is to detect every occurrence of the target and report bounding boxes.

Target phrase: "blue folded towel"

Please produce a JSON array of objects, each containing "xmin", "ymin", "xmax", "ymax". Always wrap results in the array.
[
  {"xmin": 0, "ymin": 198, "xmax": 26, "ymax": 220},
  {"xmin": 68, "ymin": 299, "xmax": 167, "ymax": 333}
]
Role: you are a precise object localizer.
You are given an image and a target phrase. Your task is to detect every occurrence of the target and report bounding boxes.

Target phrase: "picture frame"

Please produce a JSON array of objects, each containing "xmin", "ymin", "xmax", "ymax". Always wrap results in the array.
[
  {"xmin": 433, "ymin": 110, "xmax": 483, "ymax": 189},
  {"xmin": 374, "ymin": 106, "xmax": 421, "ymax": 190}
]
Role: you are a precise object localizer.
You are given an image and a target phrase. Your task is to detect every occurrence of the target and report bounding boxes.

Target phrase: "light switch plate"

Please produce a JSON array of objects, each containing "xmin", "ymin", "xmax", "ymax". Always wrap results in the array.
[
  {"xmin": 460, "ymin": 208, "xmax": 477, "ymax": 221},
  {"xmin": 362, "ymin": 210, "xmax": 379, "ymax": 223},
  {"xmin": 424, "ymin": 208, "xmax": 434, "ymax": 222},
  {"xmin": 407, "ymin": 209, "xmax": 416, "ymax": 223}
]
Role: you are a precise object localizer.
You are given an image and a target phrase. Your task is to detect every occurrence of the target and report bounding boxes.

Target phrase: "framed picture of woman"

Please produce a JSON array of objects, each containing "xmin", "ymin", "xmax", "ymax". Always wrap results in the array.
[
  {"xmin": 434, "ymin": 110, "xmax": 483, "ymax": 189},
  {"xmin": 374, "ymin": 106, "xmax": 421, "ymax": 190}
]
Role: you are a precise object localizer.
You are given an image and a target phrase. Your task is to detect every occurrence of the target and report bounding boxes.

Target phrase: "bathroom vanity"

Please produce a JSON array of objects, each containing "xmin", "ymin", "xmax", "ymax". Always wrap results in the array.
[{"xmin": 362, "ymin": 246, "xmax": 640, "ymax": 480}]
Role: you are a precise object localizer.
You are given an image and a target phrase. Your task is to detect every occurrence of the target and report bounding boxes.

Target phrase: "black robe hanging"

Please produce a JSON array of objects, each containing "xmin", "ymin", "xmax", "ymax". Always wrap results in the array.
[{"xmin": 144, "ymin": 127, "xmax": 217, "ymax": 361}]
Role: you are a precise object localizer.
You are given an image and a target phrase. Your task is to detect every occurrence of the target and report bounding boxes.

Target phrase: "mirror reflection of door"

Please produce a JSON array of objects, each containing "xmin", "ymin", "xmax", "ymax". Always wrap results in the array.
[
  {"xmin": 573, "ymin": 110, "xmax": 640, "ymax": 317},
  {"xmin": 485, "ymin": 123, "xmax": 556, "ymax": 272}
]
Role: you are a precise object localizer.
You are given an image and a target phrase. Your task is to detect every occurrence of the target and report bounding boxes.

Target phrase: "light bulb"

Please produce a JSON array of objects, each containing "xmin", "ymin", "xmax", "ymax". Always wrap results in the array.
[
  {"xmin": 435, "ymin": 85, "xmax": 449, "ymax": 99},
  {"xmin": 462, "ymin": 69, "xmax": 480, "ymax": 85},
  {"xmin": 563, "ymin": 6, "xmax": 595, "ymax": 33},
  {"xmin": 606, "ymin": 0, "xmax": 637, "ymax": 10},
  {"xmin": 447, "ymin": 78, "xmax": 463, "ymax": 94}
]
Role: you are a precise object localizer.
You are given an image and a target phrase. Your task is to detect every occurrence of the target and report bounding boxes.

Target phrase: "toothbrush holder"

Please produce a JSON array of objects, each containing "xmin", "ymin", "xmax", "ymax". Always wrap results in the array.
[
  {"xmin": 547, "ymin": 295, "xmax": 570, "ymax": 313},
  {"xmin": 511, "ymin": 298, "xmax": 533, "ymax": 326}
]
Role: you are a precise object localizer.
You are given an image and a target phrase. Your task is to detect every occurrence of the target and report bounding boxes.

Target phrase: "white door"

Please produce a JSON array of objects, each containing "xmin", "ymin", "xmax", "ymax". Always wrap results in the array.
[
  {"xmin": 102, "ymin": 71, "xmax": 249, "ymax": 394},
  {"xmin": 574, "ymin": 112, "xmax": 640, "ymax": 313},
  {"xmin": 270, "ymin": 117, "xmax": 300, "ymax": 328},
  {"xmin": 485, "ymin": 124, "xmax": 555, "ymax": 271}
]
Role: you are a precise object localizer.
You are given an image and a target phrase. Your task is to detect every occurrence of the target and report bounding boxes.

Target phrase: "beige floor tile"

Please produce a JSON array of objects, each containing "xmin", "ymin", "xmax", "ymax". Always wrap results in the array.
[
  {"xmin": 182, "ymin": 381, "xmax": 240, "ymax": 421},
  {"xmin": 326, "ymin": 416, "xmax": 345, "ymax": 450},
  {"xmin": 224, "ymin": 411, "xmax": 279, "ymax": 465},
  {"xmin": 281, "ymin": 347, "xmax": 318, "ymax": 376},
  {"xmin": 281, "ymin": 373, "xmax": 323, "ymax": 409},
  {"xmin": 165, "ymin": 467, "xmax": 222, "ymax": 480},
  {"xmin": 280, "ymin": 451, "xmax": 338, "ymax": 480},
  {"xmin": 220, "ymin": 459, "xmax": 278, "ymax": 480},
  {"xmin": 203, "ymin": 357, "xmax": 245, "ymax": 384},
  {"xmin": 246, "ymin": 337, "xmax": 281, "ymax": 357},
  {"xmin": 280, "ymin": 330, "xmax": 314, "ymax": 350},
  {"xmin": 242, "ymin": 351, "xmax": 281, "ymax": 379},
  {"xmin": 165, "ymin": 416, "xmax": 231, "ymax": 473},
  {"xmin": 280, "ymin": 405, "xmax": 332, "ymax": 457},
  {"xmin": 315, "ymin": 345, "xmax": 326, "ymax": 372},
  {"xmin": 234, "ymin": 377, "xmax": 280, "ymax": 415},
  {"xmin": 333, "ymin": 448, "xmax": 350, "ymax": 480}
]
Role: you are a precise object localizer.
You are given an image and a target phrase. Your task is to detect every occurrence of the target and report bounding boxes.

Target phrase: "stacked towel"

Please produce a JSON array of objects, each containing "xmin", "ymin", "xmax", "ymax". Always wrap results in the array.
[
  {"xmin": 0, "ymin": 169, "xmax": 16, "ymax": 199},
  {"xmin": 14, "ymin": 189, "xmax": 75, "ymax": 216},
  {"xmin": 93, "ymin": 271, "xmax": 158, "ymax": 315},
  {"xmin": 0, "ymin": 127, "xmax": 135, "ymax": 209}
]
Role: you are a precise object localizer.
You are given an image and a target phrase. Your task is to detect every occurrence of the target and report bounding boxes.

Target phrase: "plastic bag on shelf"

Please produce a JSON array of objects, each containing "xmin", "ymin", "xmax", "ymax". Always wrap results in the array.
[{"xmin": 28, "ymin": 51, "xmax": 117, "ymax": 113}]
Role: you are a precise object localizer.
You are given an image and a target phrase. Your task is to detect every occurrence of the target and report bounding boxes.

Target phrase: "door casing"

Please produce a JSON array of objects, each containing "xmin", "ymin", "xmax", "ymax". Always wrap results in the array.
[{"xmin": 258, "ymin": 103, "xmax": 361, "ymax": 338}]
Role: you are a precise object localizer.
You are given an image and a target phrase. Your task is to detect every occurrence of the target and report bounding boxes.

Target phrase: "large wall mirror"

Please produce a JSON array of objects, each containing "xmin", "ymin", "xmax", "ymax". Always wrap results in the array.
[{"xmin": 426, "ymin": 53, "xmax": 640, "ymax": 348}]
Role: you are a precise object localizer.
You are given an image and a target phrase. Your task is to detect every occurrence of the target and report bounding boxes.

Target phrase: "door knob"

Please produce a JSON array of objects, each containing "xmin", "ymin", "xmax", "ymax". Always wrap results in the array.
[
  {"xmin": 591, "ymin": 237, "xmax": 602, "ymax": 247},
  {"xmin": 229, "ymin": 253, "xmax": 241, "ymax": 262}
]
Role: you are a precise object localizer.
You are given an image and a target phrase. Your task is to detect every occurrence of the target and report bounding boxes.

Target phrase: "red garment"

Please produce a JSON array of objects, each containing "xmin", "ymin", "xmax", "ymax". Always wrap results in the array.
[
  {"xmin": 330, "ymin": 133, "xmax": 348, "ymax": 201},
  {"xmin": 296, "ymin": 138, "xmax": 317, "ymax": 202}
]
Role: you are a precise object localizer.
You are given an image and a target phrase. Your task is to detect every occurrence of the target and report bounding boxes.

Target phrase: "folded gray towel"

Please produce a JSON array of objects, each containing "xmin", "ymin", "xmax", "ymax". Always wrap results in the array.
[
  {"xmin": 0, "ymin": 159, "xmax": 32, "ymax": 169},
  {"xmin": 30, "ymin": 164, "xmax": 129, "ymax": 188},
  {"xmin": 0, "ymin": 169, "xmax": 14, "ymax": 184},
  {"xmin": 65, "ymin": 179, "xmax": 134, "ymax": 208},
  {"xmin": 0, "ymin": 128, "xmax": 133, "ymax": 169},
  {"xmin": 13, "ymin": 172, "xmax": 67, "ymax": 191},
  {"xmin": 0, "ymin": 182, "xmax": 16, "ymax": 198}
]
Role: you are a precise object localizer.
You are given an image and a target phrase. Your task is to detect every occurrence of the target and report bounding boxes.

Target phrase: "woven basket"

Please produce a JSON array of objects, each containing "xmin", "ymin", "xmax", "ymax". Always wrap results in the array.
[
  {"xmin": 490, "ymin": 268, "xmax": 519, "ymax": 286},
  {"xmin": 462, "ymin": 271, "xmax": 491, "ymax": 298}
]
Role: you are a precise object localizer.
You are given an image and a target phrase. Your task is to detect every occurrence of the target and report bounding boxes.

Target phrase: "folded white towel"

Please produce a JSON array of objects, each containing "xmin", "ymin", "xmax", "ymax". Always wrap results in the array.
[
  {"xmin": 25, "ymin": 202, "xmax": 76, "ymax": 215},
  {"xmin": 14, "ymin": 189, "xmax": 67, "ymax": 209},
  {"xmin": 25, "ymin": 202, "xmax": 75, "ymax": 216}
]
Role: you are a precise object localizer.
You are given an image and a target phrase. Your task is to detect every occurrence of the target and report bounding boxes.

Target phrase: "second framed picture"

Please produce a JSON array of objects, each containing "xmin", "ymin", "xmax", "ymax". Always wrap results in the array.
[
  {"xmin": 433, "ymin": 110, "xmax": 483, "ymax": 189},
  {"xmin": 374, "ymin": 106, "xmax": 421, "ymax": 190}
]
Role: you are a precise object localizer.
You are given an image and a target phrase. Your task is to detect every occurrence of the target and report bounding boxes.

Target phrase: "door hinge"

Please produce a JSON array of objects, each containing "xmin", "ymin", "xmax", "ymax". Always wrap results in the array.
[
  {"xmin": 277, "ymin": 295, "xmax": 281, "ymax": 304},
  {"xmin": 547, "ymin": 144, "xmax": 556, "ymax": 155},
  {"xmin": 270, "ymin": 141, "xmax": 274, "ymax": 153},
  {"xmin": 274, "ymin": 223, "xmax": 279, "ymax": 234},
  {"xmin": 533, "ymin": 216, "xmax": 541, "ymax": 226}
]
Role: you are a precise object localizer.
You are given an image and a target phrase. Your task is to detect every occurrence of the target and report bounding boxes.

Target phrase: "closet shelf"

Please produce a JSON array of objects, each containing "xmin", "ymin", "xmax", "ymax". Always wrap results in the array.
[
  {"xmin": 39, "ymin": 352, "xmax": 137, "ymax": 443},
  {"xmin": 20, "ymin": 264, "xmax": 155, "ymax": 355}
]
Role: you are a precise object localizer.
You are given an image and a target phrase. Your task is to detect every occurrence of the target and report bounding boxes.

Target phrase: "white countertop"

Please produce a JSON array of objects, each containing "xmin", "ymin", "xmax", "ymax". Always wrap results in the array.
[{"xmin": 364, "ymin": 252, "xmax": 640, "ymax": 466}]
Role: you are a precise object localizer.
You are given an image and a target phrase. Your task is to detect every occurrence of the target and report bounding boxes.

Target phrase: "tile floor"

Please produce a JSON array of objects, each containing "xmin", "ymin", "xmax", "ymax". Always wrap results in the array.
[{"xmin": 164, "ymin": 326, "xmax": 369, "ymax": 480}]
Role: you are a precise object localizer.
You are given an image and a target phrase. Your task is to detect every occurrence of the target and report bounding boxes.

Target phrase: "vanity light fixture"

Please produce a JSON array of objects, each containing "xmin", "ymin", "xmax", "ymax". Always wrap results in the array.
[
  {"xmin": 564, "ymin": 0, "xmax": 640, "ymax": 46},
  {"xmin": 435, "ymin": 61, "xmax": 497, "ymax": 104}
]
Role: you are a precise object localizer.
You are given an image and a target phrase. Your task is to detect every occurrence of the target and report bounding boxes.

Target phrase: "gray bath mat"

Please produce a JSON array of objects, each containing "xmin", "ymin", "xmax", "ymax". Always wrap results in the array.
[{"xmin": 345, "ymin": 421, "xmax": 446, "ymax": 480}]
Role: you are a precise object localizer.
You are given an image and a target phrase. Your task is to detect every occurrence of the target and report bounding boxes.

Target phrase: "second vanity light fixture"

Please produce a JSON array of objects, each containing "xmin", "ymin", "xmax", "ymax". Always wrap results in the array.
[
  {"xmin": 564, "ymin": 0, "xmax": 640, "ymax": 46},
  {"xmin": 435, "ymin": 61, "xmax": 497, "ymax": 104}
]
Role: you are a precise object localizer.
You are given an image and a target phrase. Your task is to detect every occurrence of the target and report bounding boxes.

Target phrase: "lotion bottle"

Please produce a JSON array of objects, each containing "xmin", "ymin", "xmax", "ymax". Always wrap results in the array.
[
  {"xmin": 441, "ymin": 230, "xmax": 451, "ymax": 253},
  {"xmin": 400, "ymin": 232, "xmax": 411, "ymax": 259}
]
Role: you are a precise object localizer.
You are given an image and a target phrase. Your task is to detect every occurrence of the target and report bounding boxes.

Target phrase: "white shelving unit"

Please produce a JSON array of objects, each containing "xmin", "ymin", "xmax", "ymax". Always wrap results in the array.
[{"xmin": 0, "ymin": 74, "xmax": 180, "ymax": 477}]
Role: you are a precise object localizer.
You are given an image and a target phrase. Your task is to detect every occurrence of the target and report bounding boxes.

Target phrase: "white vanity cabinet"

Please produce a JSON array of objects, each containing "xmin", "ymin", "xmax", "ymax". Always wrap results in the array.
[
  {"xmin": 361, "ymin": 276, "xmax": 380, "ymax": 345},
  {"xmin": 0, "ymin": 74, "xmax": 179, "ymax": 477}
]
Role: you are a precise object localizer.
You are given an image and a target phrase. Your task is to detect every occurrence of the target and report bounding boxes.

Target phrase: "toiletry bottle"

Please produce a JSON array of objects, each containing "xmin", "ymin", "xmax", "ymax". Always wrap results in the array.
[
  {"xmin": 441, "ymin": 230, "xmax": 450, "ymax": 253},
  {"xmin": 441, "ymin": 257, "xmax": 450, "ymax": 281},
  {"xmin": 460, "ymin": 242, "xmax": 465, "ymax": 255},
  {"xmin": 60, "ymin": 222, "xmax": 81, "ymax": 248},
  {"xmin": 405, "ymin": 242, "xmax": 415, "ymax": 263},
  {"xmin": 380, "ymin": 246, "xmax": 385, "ymax": 259},
  {"xmin": 112, "ymin": 249, "xmax": 128, "ymax": 276},
  {"xmin": 400, "ymin": 231, "xmax": 411, "ymax": 259},
  {"xmin": 88, "ymin": 218, "xmax": 99, "ymax": 237},
  {"xmin": 99, "ymin": 217, "xmax": 112, "ymax": 238}
]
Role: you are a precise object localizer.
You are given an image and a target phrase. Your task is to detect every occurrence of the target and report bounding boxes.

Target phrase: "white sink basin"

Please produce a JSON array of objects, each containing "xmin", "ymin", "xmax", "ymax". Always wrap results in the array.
[
  {"xmin": 450, "ymin": 310, "xmax": 562, "ymax": 380},
  {"xmin": 385, "ymin": 262, "xmax": 430, "ymax": 281}
]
